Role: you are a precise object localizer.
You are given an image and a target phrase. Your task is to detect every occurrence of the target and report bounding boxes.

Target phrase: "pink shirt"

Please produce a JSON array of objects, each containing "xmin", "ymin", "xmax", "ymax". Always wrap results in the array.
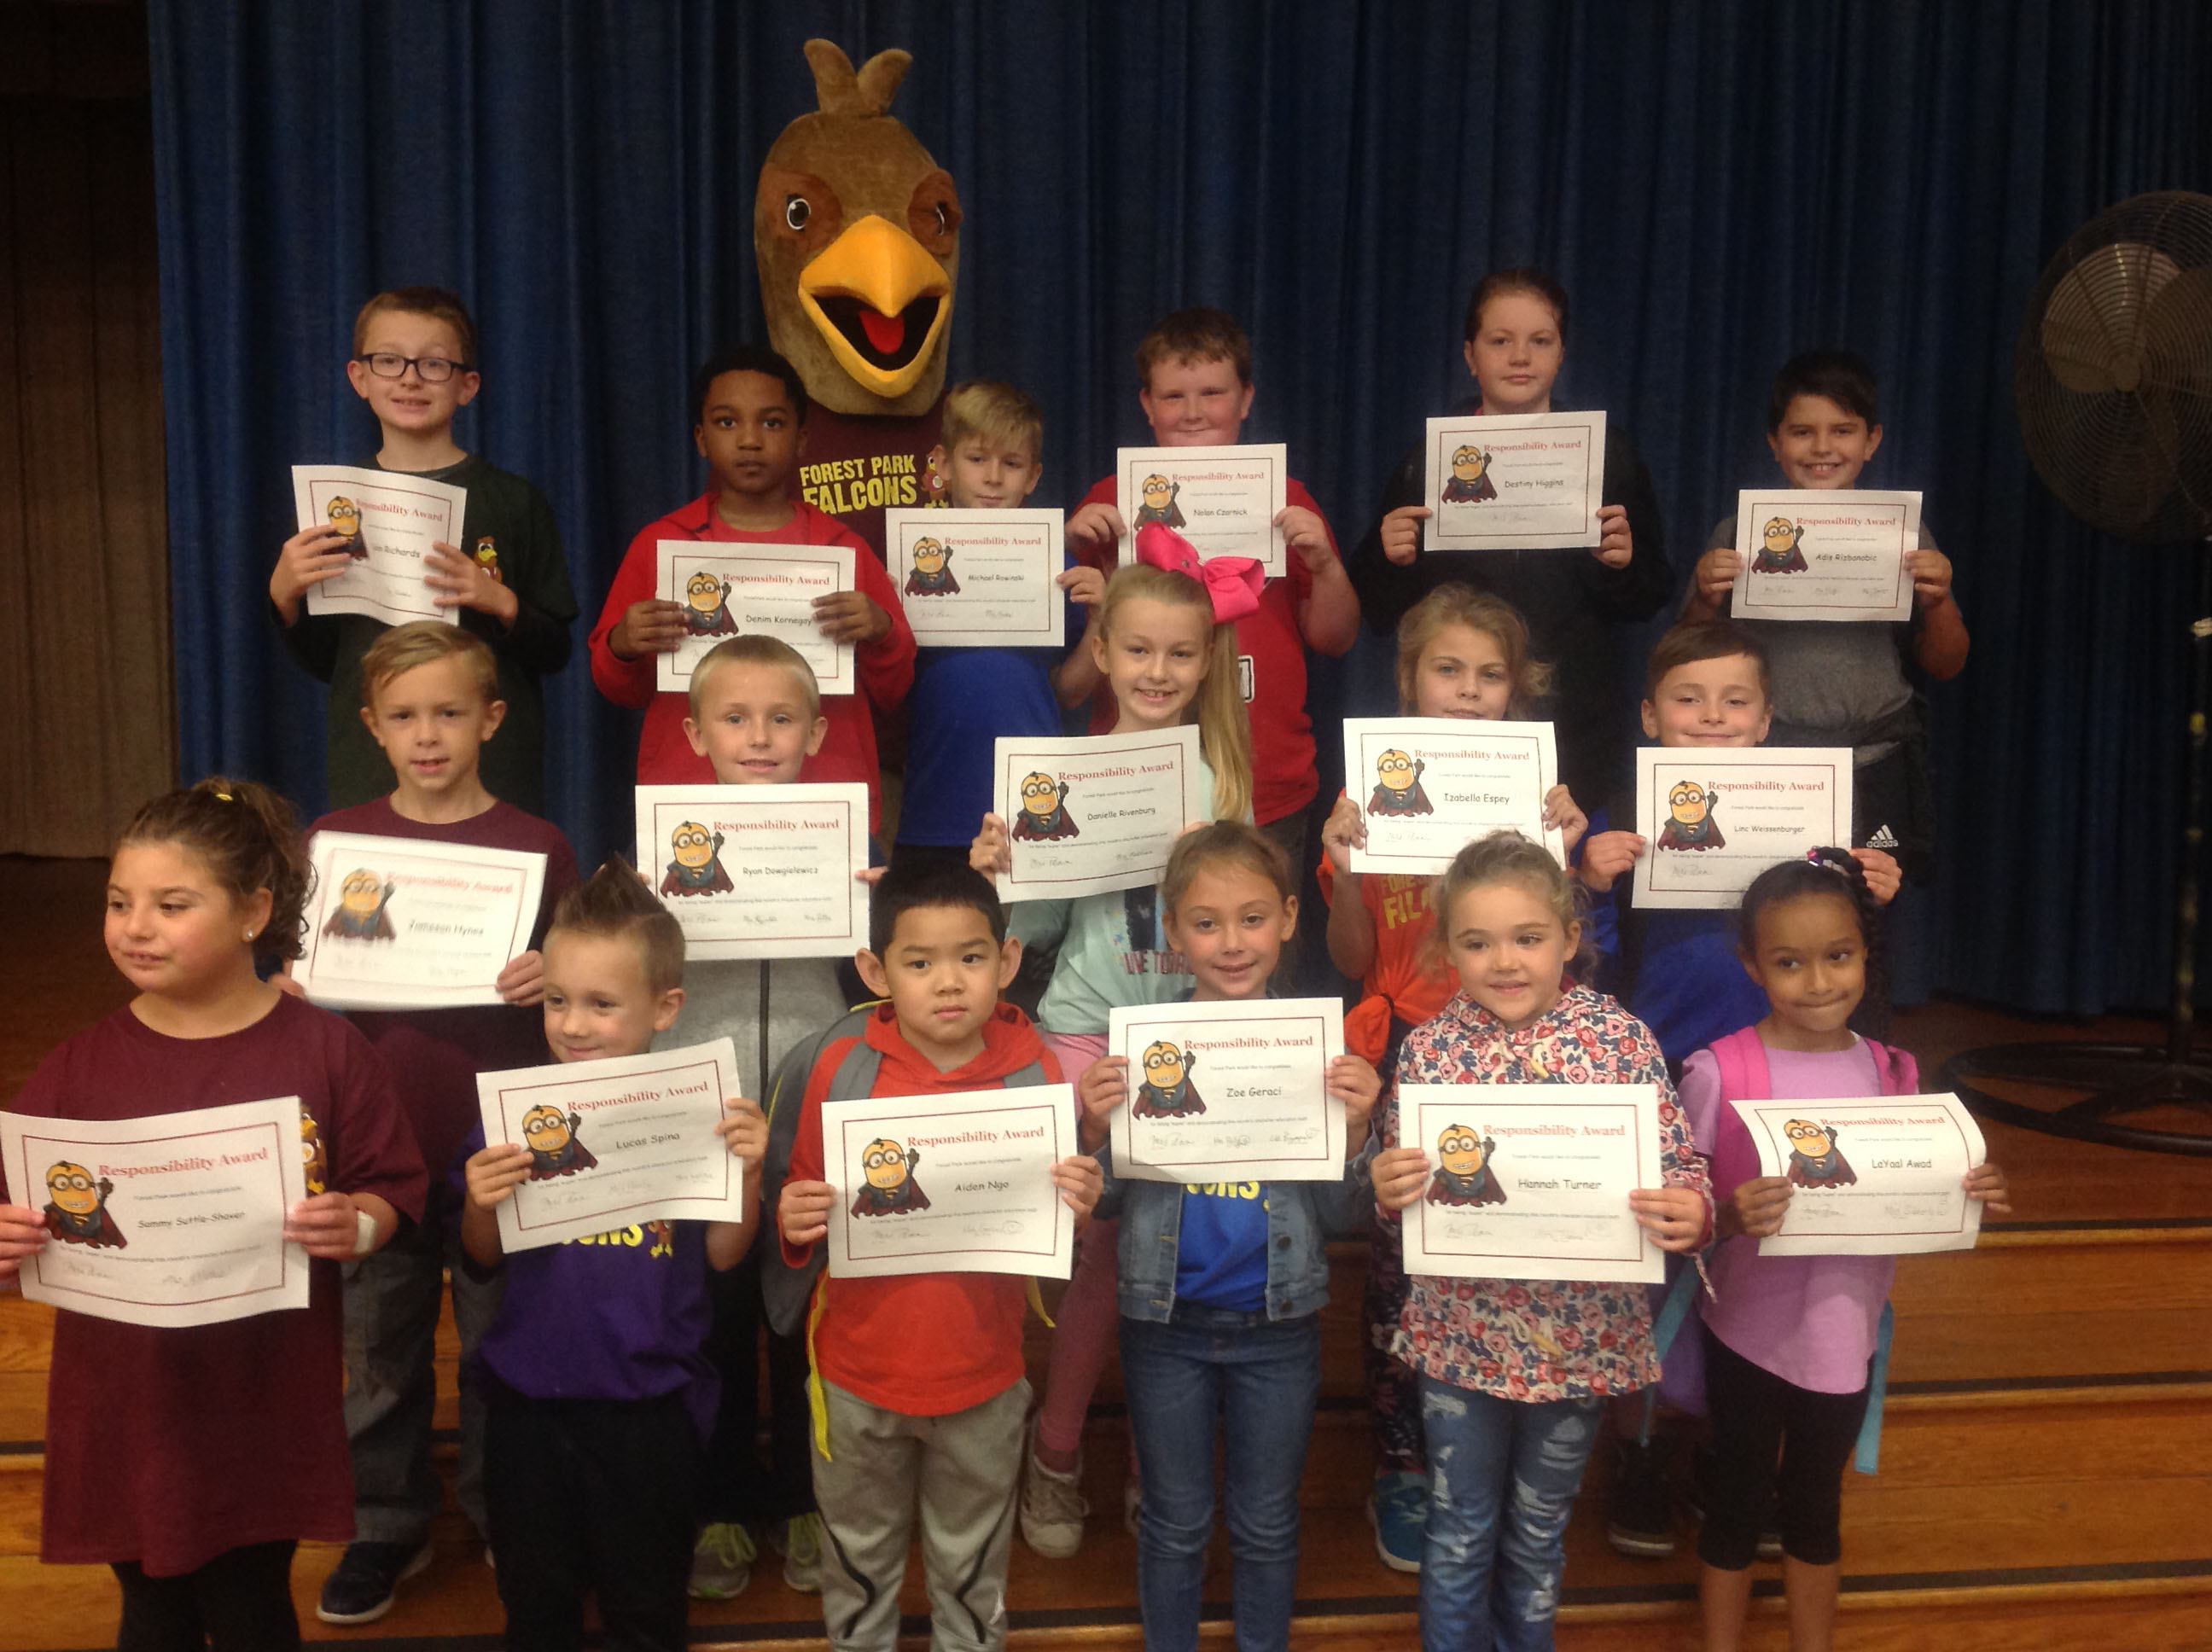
[{"xmin": 1680, "ymin": 1038, "xmax": 1904, "ymax": 1394}]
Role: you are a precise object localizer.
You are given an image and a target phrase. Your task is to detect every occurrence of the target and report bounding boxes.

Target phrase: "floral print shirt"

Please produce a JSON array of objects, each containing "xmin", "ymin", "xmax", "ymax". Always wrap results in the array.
[{"xmin": 1388, "ymin": 983, "xmax": 1712, "ymax": 1403}]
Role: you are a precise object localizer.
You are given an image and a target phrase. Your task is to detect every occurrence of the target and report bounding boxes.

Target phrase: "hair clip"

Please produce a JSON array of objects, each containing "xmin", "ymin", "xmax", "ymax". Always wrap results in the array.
[
  {"xmin": 1805, "ymin": 848, "xmax": 1849, "ymax": 875},
  {"xmin": 1133, "ymin": 524, "xmax": 1263, "ymax": 623},
  {"xmin": 214, "ymin": 791, "xmax": 234, "ymax": 802}
]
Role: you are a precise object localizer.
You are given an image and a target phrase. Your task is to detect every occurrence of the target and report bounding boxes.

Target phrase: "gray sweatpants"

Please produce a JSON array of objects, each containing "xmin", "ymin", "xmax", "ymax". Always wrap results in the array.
[{"xmin": 812, "ymin": 1376, "xmax": 1028, "ymax": 1652}]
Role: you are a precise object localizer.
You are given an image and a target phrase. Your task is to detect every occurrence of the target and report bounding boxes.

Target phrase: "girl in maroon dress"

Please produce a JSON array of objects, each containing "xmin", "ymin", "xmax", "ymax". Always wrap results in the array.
[{"xmin": 0, "ymin": 778, "xmax": 424, "ymax": 1651}]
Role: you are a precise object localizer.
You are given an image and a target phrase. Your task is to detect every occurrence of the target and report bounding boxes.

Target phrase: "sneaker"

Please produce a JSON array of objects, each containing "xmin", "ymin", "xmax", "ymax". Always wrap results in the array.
[
  {"xmin": 315, "ymin": 1539, "xmax": 433, "ymax": 1626},
  {"xmin": 1021, "ymin": 1446, "xmax": 1089, "ymax": 1559},
  {"xmin": 688, "ymin": 1521, "xmax": 756, "ymax": 1601},
  {"xmin": 1367, "ymin": 1471, "xmax": 1426, "ymax": 1573},
  {"xmin": 1604, "ymin": 1438, "xmax": 1677, "ymax": 1558},
  {"xmin": 774, "ymin": 1512, "xmax": 825, "ymax": 1594}
]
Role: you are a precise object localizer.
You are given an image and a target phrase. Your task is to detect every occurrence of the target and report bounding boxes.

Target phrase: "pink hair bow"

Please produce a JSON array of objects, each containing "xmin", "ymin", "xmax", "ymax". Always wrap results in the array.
[{"xmin": 1133, "ymin": 522, "xmax": 1262, "ymax": 624}]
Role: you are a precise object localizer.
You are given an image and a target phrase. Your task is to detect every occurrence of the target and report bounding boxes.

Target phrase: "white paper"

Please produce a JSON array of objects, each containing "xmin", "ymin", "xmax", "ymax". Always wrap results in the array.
[
  {"xmin": 653, "ymin": 540, "xmax": 856, "ymax": 695},
  {"xmin": 294, "ymin": 831, "xmax": 547, "ymax": 1009},
  {"xmin": 1630, "ymin": 747, "xmax": 1855, "ymax": 910},
  {"xmin": 294, "ymin": 464, "xmax": 466, "ymax": 629},
  {"xmin": 0, "ymin": 1096, "xmax": 310, "ymax": 1327},
  {"xmin": 476, "ymin": 1039, "xmax": 747, "ymax": 1253},
  {"xmin": 1106, "ymin": 998, "xmax": 1348, "ymax": 1184},
  {"xmin": 1731, "ymin": 489, "xmax": 1921, "ymax": 623},
  {"xmin": 820, "ymin": 1087, "xmax": 1075, "ymax": 1280},
  {"xmin": 1342, "ymin": 718, "xmax": 1563, "ymax": 874},
  {"xmin": 636, "ymin": 783, "xmax": 868, "ymax": 961},
  {"xmin": 884, "ymin": 508, "xmax": 1066, "ymax": 649},
  {"xmin": 1113, "ymin": 444, "xmax": 1288, "ymax": 577},
  {"xmin": 1729, "ymin": 1094, "xmax": 1986, "ymax": 1257},
  {"xmin": 1420, "ymin": 410, "xmax": 1608, "ymax": 551},
  {"xmin": 993, "ymin": 726, "xmax": 1209, "ymax": 901},
  {"xmin": 1398, "ymin": 1084, "xmax": 1666, "ymax": 1283}
]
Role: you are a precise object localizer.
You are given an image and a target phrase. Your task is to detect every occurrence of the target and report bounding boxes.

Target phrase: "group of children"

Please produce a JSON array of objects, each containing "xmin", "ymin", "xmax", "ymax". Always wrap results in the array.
[{"xmin": 0, "ymin": 270, "xmax": 2004, "ymax": 1652}]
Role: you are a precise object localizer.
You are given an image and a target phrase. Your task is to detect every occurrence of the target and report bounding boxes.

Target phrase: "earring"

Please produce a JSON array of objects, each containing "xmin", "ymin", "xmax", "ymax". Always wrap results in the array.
[{"xmin": 244, "ymin": 929, "xmax": 257, "ymax": 940}]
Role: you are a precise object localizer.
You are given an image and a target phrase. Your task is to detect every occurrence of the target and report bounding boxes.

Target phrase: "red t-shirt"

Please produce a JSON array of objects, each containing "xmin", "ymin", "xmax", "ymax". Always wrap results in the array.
[
  {"xmin": 780, "ymin": 1003, "xmax": 1060, "ymax": 1416},
  {"xmin": 789, "ymin": 398, "xmax": 950, "ymax": 558},
  {"xmin": 306, "ymin": 798, "xmax": 579, "ymax": 1177},
  {"xmin": 5, "ymin": 992, "xmax": 426, "ymax": 1573},
  {"xmin": 1074, "ymin": 475, "xmax": 1334, "ymax": 826},
  {"xmin": 585, "ymin": 494, "xmax": 917, "ymax": 835}
]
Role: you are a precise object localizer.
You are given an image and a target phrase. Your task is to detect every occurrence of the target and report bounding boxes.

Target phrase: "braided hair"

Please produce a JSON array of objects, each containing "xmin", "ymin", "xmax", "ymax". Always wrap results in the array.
[{"xmin": 1738, "ymin": 846, "xmax": 1877, "ymax": 964}]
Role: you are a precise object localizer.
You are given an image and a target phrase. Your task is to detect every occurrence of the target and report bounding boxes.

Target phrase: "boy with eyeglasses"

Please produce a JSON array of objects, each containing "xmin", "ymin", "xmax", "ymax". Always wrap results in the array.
[{"xmin": 271, "ymin": 286, "xmax": 579, "ymax": 815}]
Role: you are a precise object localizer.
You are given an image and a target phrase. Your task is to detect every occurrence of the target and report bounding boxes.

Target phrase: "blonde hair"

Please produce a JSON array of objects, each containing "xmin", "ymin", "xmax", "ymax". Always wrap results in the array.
[
  {"xmin": 360, "ymin": 621, "xmax": 499, "ymax": 708},
  {"xmin": 1433, "ymin": 829, "xmax": 1592, "ymax": 979},
  {"xmin": 687, "ymin": 634, "xmax": 821, "ymax": 723},
  {"xmin": 1395, "ymin": 584, "xmax": 1552, "ymax": 715},
  {"xmin": 1097, "ymin": 564, "xmax": 1253, "ymax": 823},
  {"xmin": 1161, "ymin": 820, "xmax": 1293, "ymax": 913},
  {"xmin": 940, "ymin": 380, "xmax": 1042, "ymax": 458}
]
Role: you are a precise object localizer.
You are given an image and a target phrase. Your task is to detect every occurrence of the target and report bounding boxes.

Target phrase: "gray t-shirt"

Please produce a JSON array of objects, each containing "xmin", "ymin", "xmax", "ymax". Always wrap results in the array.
[
  {"xmin": 1703, "ymin": 513, "xmax": 1939, "ymax": 760},
  {"xmin": 659, "ymin": 957, "xmax": 853, "ymax": 1105}
]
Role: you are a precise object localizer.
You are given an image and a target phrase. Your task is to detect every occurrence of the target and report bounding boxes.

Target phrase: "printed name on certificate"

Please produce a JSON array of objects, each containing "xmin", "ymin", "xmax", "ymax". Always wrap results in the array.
[
  {"xmin": 636, "ymin": 783, "xmax": 868, "ymax": 961},
  {"xmin": 1113, "ymin": 444, "xmax": 1288, "ymax": 577},
  {"xmin": 296, "ymin": 831, "xmax": 548, "ymax": 1009},
  {"xmin": 1108, "ymin": 998, "xmax": 1347, "ymax": 1183},
  {"xmin": 1731, "ymin": 489, "xmax": 1921, "ymax": 623},
  {"xmin": 294, "ymin": 464, "xmax": 467, "ymax": 629},
  {"xmin": 654, "ymin": 540, "xmax": 856, "ymax": 695},
  {"xmin": 1729, "ymin": 1094, "xmax": 1986, "ymax": 1257},
  {"xmin": 885, "ymin": 507, "xmax": 1067, "ymax": 648},
  {"xmin": 1421, "ymin": 411, "xmax": 1606, "ymax": 551},
  {"xmin": 1631, "ymin": 747, "xmax": 1854, "ymax": 910},
  {"xmin": 1343, "ymin": 718, "xmax": 1563, "ymax": 874},
  {"xmin": 993, "ymin": 726, "xmax": 1208, "ymax": 901}
]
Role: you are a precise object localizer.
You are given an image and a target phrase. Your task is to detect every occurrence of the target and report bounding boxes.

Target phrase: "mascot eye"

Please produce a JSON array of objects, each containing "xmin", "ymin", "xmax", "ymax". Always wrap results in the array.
[
  {"xmin": 784, "ymin": 195, "xmax": 811, "ymax": 231},
  {"xmin": 932, "ymin": 201, "xmax": 950, "ymax": 236}
]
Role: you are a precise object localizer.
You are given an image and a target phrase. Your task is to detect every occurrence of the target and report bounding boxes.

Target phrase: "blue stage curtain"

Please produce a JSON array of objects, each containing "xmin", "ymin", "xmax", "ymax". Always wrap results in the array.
[{"xmin": 149, "ymin": 1, "xmax": 2209, "ymax": 1015}]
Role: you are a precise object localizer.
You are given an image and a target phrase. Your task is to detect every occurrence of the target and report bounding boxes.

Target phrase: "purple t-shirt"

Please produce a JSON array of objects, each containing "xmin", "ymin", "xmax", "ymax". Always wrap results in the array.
[
  {"xmin": 1681, "ymin": 1038, "xmax": 1901, "ymax": 1394},
  {"xmin": 455, "ymin": 1131, "xmax": 718, "ymax": 1435}
]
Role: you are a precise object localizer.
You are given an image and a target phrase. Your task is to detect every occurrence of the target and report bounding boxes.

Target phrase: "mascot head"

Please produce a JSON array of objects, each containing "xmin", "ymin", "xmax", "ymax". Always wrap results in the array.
[{"xmin": 754, "ymin": 40, "xmax": 961, "ymax": 417}]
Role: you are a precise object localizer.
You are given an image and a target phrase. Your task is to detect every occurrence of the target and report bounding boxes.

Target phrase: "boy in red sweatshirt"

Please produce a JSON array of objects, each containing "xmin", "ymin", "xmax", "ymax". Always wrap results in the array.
[{"xmin": 776, "ymin": 860, "xmax": 1102, "ymax": 1651}]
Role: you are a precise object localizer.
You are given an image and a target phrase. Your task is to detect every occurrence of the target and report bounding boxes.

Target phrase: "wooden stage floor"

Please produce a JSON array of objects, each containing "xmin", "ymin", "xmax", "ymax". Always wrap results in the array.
[{"xmin": 2, "ymin": 855, "xmax": 2208, "ymax": 1649}]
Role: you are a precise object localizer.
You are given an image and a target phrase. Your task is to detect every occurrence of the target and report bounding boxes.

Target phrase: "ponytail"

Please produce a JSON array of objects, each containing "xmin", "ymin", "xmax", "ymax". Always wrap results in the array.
[{"xmin": 117, "ymin": 777, "xmax": 312, "ymax": 963}]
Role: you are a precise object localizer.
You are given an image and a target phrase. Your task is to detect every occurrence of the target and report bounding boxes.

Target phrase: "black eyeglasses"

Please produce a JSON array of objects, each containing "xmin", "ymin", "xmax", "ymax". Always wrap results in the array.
[{"xmin": 356, "ymin": 352, "xmax": 471, "ymax": 383}]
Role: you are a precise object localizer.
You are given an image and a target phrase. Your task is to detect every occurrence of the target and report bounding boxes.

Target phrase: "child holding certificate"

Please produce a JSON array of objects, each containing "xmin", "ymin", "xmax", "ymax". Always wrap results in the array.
[
  {"xmin": 966, "ymin": 550, "xmax": 1254, "ymax": 1558},
  {"xmin": 270, "ymin": 286, "xmax": 579, "ymax": 814},
  {"xmin": 1317, "ymin": 582, "xmax": 1586, "ymax": 1572},
  {"xmin": 1684, "ymin": 350, "xmax": 1970, "ymax": 881},
  {"xmin": 1062, "ymin": 307, "xmax": 1359, "ymax": 874},
  {"xmin": 773, "ymin": 859, "xmax": 1103, "ymax": 1652},
  {"xmin": 1076, "ymin": 823, "xmax": 1380, "ymax": 1652},
  {"xmin": 587, "ymin": 346, "xmax": 916, "ymax": 837},
  {"xmin": 294, "ymin": 620, "xmax": 578, "ymax": 1626},
  {"xmin": 1351, "ymin": 269, "xmax": 1672, "ymax": 802},
  {"xmin": 892, "ymin": 381, "xmax": 1105, "ymax": 865},
  {"xmin": 0, "ymin": 779, "xmax": 425, "ymax": 1649},
  {"xmin": 661, "ymin": 633, "xmax": 847, "ymax": 1599},
  {"xmin": 1369, "ymin": 831, "xmax": 1711, "ymax": 1651},
  {"xmin": 460, "ymin": 864, "xmax": 768, "ymax": 1652},
  {"xmin": 1686, "ymin": 852, "xmax": 2008, "ymax": 1652}
]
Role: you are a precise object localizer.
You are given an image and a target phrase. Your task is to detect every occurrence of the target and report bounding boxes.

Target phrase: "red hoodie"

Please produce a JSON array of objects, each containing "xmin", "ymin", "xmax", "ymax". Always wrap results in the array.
[
  {"xmin": 586, "ymin": 493, "xmax": 917, "ymax": 835},
  {"xmin": 781, "ymin": 1002, "xmax": 1062, "ymax": 1416}
]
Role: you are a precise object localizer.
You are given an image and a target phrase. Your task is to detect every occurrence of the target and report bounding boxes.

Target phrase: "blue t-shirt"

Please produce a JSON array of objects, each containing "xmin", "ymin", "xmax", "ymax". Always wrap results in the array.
[
  {"xmin": 894, "ymin": 568, "xmax": 1086, "ymax": 848},
  {"xmin": 1174, "ymin": 1179, "xmax": 1271, "ymax": 1311}
]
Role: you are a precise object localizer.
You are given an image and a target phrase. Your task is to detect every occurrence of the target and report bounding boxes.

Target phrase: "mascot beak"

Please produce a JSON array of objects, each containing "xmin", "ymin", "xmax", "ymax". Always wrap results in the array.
[{"xmin": 798, "ymin": 214, "xmax": 951, "ymax": 399}]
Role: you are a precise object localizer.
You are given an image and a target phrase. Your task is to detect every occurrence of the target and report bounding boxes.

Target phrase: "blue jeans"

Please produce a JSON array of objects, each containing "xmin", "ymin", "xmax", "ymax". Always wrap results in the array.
[
  {"xmin": 1418, "ymin": 1376, "xmax": 1602, "ymax": 1652},
  {"xmin": 1118, "ymin": 1306, "xmax": 1321, "ymax": 1652}
]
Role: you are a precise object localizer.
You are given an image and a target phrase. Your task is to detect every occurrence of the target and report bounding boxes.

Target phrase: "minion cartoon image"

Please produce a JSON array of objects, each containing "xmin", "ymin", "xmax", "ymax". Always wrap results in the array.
[
  {"xmin": 661, "ymin": 822, "xmax": 734, "ymax": 896},
  {"xmin": 1132, "ymin": 474, "xmax": 1185, "ymax": 530},
  {"xmin": 683, "ymin": 570, "xmax": 739, "ymax": 637},
  {"xmin": 1441, "ymin": 445, "xmax": 1499, "ymax": 503},
  {"xmin": 43, "ymin": 1161, "xmax": 127, "ymax": 1248},
  {"xmin": 851, "ymin": 1137, "xmax": 931, "ymax": 1216},
  {"xmin": 1656, "ymin": 782, "xmax": 1726, "ymax": 852},
  {"xmin": 1783, "ymin": 1119, "xmax": 1857, "ymax": 1188},
  {"xmin": 472, "ymin": 535, "xmax": 504, "ymax": 584},
  {"xmin": 1010, "ymin": 771, "xmax": 1080, "ymax": 841},
  {"xmin": 1425, "ymin": 1126, "xmax": 1507, "ymax": 1207},
  {"xmin": 904, "ymin": 537, "xmax": 961, "ymax": 596},
  {"xmin": 322, "ymin": 869, "xmax": 399, "ymax": 940},
  {"xmin": 1752, "ymin": 516, "xmax": 1809, "ymax": 574},
  {"xmin": 1366, "ymin": 748, "xmax": 1435, "ymax": 817},
  {"xmin": 1132, "ymin": 1041, "xmax": 1205, "ymax": 1120},
  {"xmin": 521, "ymin": 1105, "xmax": 599, "ymax": 1179},
  {"xmin": 327, "ymin": 496, "xmax": 367, "ymax": 559},
  {"xmin": 301, "ymin": 1108, "xmax": 328, "ymax": 1196}
]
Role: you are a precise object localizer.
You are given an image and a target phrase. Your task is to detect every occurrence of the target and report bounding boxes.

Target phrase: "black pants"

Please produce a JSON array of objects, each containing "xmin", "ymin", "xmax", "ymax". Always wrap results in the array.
[
  {"xmin": 484, "ymin": 1381, "xmax": 699, "ymax": 1652},
  {"xmin": 1697, "ymin": 1323, "xmax": 1869, "ymax": 1570},
  {"xmin": 112, "ymin": 1540, "xmax": 299, "ymax": 1652},
  {"xmin": 699, "ymin": 1246, "xmax": 816, "ymax": 1525}
]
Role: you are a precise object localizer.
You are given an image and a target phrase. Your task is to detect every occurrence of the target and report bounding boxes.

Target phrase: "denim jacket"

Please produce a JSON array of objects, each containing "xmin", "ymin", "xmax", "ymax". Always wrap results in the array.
[{"xmin": 1095, "ymin": 1138, "xmax": 1377, "ymax": 1323}]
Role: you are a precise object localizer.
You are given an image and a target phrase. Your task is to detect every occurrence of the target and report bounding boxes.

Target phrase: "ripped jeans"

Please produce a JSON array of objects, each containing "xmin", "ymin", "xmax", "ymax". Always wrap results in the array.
[{"xmin": 1416, "ymin": 1377, "xmax": 1602, "ymax": 1652}]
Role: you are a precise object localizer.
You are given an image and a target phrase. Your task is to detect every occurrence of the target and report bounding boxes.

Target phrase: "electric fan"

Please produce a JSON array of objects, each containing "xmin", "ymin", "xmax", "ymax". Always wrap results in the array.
[{"xmin": 1942, "ymin": 190, "xmax": 2212, "ymax": 1154}]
